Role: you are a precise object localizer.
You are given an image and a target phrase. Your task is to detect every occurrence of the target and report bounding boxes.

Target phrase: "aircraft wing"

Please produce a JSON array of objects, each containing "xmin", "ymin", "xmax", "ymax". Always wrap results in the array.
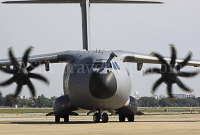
[
  {"xmin": 0, "ymin": 50, "xmax": 82, "ymax": 67},
  {"xmin": 118, "ymin": 50, "xmax": 200, "ymax": 67},
  {"xmin": 2, "ymin": 0, "xmax": 163, "ymax": 4}
]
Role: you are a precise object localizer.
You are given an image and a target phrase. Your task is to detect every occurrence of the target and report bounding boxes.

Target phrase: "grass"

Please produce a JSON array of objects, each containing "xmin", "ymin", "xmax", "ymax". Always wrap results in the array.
[
  {"xmin": 0, "ymin": 108, "xmax": 53, "ymax": 114},
  {"xmin": 138, "ymin": 107, "xmax": 200, "ymax": 113},
  {"xmin": 0, "ymin": 107, "xmax": 200, "ymax": 114}
]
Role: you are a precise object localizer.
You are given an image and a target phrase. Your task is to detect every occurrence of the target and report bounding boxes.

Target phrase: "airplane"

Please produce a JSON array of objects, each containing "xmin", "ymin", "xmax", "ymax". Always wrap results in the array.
[{"xmin": 0, "ymin": 0, "xmax": 200, "ymax": 123}]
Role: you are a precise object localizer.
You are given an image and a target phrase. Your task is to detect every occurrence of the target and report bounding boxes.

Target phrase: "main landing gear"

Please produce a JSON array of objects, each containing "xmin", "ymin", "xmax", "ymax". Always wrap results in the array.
[
  {"xmin": 119, "ymin": 114, "xmax": 134, "ymax": 122},
  {"xmin": 55, "ymin": 115, "xmax": 69, "ymax": 123},
  {"xmin": 93, "ymin": 112, "xmax": 109, "ymax": 123}
]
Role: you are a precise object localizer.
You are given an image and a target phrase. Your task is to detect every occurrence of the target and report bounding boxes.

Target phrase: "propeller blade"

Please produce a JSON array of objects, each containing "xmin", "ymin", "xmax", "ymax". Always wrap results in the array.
[
  {"xmin": 28, "ymin": 73, "xmax": 49, "ymax": 85},
  {"xmin": 176, "ymin": 77, "xmax": 193, "ymax": 93},
  {"xmin": 26, "ymin": 62, "xmax": 40, "ymax": 72},
  {"xmin": 8, "ymin": 47, "xmax": 20, "ymax": 69},
  {"xmin": 177, "ymin": 71, "xmax": 199, "ymax": 77},
  {"xmin": 176, "ymin": 52, "xmax": 192, "ymax": 71},
  {"xmin": 152, "ymin": 77, "xmax": 165, "ymax": 94},
  {"xmin": 0, "ymin": 66, "xmax": 18, "ymax": 74},
  {"xmin": 22, "ymin": 46, "xmax": 33, "ymax": 68},
  {"xmin": 26, "ymin": 78, "xmax": 36, "ymax": 97},
  {"xmin": 0, "ymin": 76, "xmax": 17, "ymax": 86},
  {"xmin": 170, "ymin": 45, "xmax": 176, "ymax": 68},
  {"xmin": 167, "ymin": 80, "xmax": 173, "ymax": 99},
  {"xmin": 145, "ymin": 45, "xmax": 198, "ymax": 101},
  {"xmin": 152, "ymin": 53, "xmax": 170, "ymax": 69},
  {"xmin": 0, "ymin": 47, "xmax": 49, "ymax": 98},
  {"xmin": 11, "ymin": 80, "xmax": 23, "ymax": 99},
  {"xmin": 143, "ymin": 68, "xmax": 162, "ymax": 75}
]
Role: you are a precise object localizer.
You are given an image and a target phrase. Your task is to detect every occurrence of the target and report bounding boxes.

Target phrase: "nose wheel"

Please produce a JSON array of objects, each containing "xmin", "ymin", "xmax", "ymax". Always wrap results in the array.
[
  {"xmin": 93, "ymin": 113, "xmax": 100, "ymax": 123},
  {"xmin": 93, "ymin": 112, "xmax": 109, "ymax": 123},
  {"xmin": 102, "ymin": 113, "xmax": 108, "ymax": 123}
]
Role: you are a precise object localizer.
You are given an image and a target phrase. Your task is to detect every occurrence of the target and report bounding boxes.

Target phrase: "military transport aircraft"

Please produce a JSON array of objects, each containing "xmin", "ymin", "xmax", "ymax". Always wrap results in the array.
[{"xmin": 0, "ymin": 0, "xmax": 200, "ymax": 123}]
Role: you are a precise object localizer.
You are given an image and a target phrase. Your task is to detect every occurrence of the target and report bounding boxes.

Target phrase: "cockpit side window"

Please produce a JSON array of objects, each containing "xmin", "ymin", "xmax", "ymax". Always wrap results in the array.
[
  {"xmin": 93, "ymin": 62, "xmax": 103, "ymax": 68},
  {"xmin": 104, "ymin": 62, "xmax": 112, "ymax": 68},
  {"xmin": 93, "ymin": 62, "xmax": 112, "ymax": 68}
]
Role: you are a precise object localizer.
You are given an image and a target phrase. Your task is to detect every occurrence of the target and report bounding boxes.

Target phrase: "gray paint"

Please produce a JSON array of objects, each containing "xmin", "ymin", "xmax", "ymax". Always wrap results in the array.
[
  {"xmin": 53, "ymin": 94, "xmax": 77, "ymax": 116},
  {"xmin": 81, "ymin": 0, "xmax": 91, "ymax": 50},
  {"xmin": 64, "ymin": 51, "xmax": 132, "ymax": 110}
]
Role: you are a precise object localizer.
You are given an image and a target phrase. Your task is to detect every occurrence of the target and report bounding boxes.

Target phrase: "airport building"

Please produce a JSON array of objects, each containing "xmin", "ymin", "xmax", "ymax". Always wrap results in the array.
[
  {"xmin": 151, "ymin": 95, "xmax": 166, "ymax": 100},
  {"xmin": 173, "ymin": 94, "xmax": 195, "ymax": 99}
]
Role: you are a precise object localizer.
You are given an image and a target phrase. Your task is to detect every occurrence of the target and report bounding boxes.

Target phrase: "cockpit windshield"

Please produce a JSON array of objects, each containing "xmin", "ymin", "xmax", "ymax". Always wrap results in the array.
[{"xmin": 93, "ymin": 62, "xmax": 112, "ymax": 68}]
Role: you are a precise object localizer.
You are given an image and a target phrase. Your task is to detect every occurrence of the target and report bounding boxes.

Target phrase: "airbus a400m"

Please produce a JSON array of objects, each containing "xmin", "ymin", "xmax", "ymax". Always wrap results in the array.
[{"xmin": 0, "ymin": 0, "xmax": 200, "ymax": 123}]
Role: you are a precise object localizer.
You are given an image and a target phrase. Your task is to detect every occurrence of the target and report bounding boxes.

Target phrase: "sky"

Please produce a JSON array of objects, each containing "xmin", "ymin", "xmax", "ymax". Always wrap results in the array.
[{"xmin": 0, "ymin": 0, "xmax": 200, "ymax": 98}]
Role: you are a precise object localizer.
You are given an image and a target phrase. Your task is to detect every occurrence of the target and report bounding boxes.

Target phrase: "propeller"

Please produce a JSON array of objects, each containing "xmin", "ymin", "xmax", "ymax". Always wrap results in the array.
[
  {"xmin": 143, "ymin": 45, "xmax": 199, "ymax": 101},
  {"xmin": 0, "ymin": 47, "xmax": 49, "ymax": 100}
]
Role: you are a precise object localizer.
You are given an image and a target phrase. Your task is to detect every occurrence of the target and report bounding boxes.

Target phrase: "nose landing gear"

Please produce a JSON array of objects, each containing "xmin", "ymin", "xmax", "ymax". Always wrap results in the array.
[
  {"xmin": 102, "ymin": 113, "xmax": 108, "ymax": 123},
  {"xmin": 93, "ymin": 113, "xmax": 100, "ymax": 123},
  {"xmin": 93, "ymin": 111, "xmax": 109, "ymax": 123}
]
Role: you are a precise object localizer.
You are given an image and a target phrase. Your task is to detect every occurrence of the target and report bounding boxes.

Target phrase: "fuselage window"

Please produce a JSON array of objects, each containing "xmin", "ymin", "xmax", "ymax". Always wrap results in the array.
[
  {"xmin": 104, "ymin": 62, "xmax": 112, "ymax": 68},
  {"xmin": 93, "ymin": 62, "xmax": 103, "ymax": 68}
]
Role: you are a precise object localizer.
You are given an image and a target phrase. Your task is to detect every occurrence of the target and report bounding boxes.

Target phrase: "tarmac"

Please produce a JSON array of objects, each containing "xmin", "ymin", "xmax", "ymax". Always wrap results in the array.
[{"xmin": 0, "ymin": 114, "xmax": 200, "ymax": 135}]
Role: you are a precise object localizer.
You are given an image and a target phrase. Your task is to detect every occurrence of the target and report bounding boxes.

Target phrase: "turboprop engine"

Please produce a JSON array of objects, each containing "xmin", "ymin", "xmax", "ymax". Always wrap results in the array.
[
  {"xmin": 53, "ymin": 95, "xmax": 77, "ymax": 122},
  {"xmin": 117, "ymin": 96, "xmax": 138, "ymax": 122}
]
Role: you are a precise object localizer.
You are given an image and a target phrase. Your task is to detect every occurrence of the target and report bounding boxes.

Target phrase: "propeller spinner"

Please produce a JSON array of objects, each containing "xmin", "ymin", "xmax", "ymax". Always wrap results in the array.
[
  {"xmin": 0, "ymin": 47, "xmax": 49, "ymax": 100},
  {"xmin": 143, "ymin": 45, "xmax": 199, "ymax": 101}
]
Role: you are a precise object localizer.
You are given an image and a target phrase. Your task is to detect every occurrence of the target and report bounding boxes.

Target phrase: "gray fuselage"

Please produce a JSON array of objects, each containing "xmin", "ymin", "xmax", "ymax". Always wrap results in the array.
[{"xmin": 63, "ymin": 51, "xmax": 132, "ymax": 110}]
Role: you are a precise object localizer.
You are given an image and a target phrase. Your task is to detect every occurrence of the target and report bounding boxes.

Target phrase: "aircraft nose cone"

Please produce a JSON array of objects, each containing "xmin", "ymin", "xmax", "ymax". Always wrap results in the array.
[{"xmin": 89, "ymin": 71, "xmax": 117, "ymax": 99}]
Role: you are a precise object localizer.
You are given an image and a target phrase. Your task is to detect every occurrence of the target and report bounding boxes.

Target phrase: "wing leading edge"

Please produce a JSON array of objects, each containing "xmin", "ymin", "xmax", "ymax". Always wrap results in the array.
[
  {"xmin": 0, "ymin": 49, "xmax": 83, "ymax": 67},
  {"xmin": 118, "ymin": 51, "xmax": 200, "ymax": 67},
  {"xmin": 2, "ymin": 0, "xmax": 163, "ymax": 4}
]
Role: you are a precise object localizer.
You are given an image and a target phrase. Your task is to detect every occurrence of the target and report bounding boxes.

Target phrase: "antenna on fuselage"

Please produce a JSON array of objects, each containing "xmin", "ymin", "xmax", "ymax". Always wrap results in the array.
[{"xmin": 2, "ymin": 0, "xmax": 163, "ymax": 51}]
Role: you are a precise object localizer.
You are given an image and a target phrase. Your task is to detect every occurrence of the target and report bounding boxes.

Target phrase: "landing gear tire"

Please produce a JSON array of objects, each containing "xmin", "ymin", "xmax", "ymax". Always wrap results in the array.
[
  {"xmin": 119, "ymin": 114, "xmax": 125, "ymax": 122},
  {"xmin": 102, "ymin": 113, "xmax": 108, "ymax": 123},
  {"xmin": 127, "ymin": 115, "xmax": 134, "ymax": 122},
  {"xmin": 64, "ymin": 115, "xmax": 69, "ymax": 123},
  {"xmin": 55, "ymin": 115, "xmax": 60, "ymax": 123},
  {"xmin": 93, "ymin": 113, "xmax": 100, "ymax": 123}
]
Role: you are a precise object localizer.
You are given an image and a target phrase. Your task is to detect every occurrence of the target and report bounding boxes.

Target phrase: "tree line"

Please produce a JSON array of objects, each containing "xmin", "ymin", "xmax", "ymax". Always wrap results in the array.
[
  {"xmin": 137, "ymin": 97, "xmax": 200, "ymax": 107},
  {"xmin": 1, "ymin": 91, "xmax": 200, "ymax": 108},
  {"xmin": 0, "ymin": 91, "xmax": 57, "ymax": 108}
]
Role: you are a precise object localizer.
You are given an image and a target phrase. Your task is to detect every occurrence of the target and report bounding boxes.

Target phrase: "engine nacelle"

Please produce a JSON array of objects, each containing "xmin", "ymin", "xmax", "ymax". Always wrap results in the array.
[
  {"xmin": 53, "ymin": 95, "xmax": 77, "ymax": 116},
  {"xmin": 63, "ymin": 63, "xmax": 71, "ymax": 95},
  {"xmin": 128, "ymin": 96, "xmax": 138, "ymax": 114},
  {"xmin": 117, "ymin": 96, "xmax": 138, "ymax": 115}
]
